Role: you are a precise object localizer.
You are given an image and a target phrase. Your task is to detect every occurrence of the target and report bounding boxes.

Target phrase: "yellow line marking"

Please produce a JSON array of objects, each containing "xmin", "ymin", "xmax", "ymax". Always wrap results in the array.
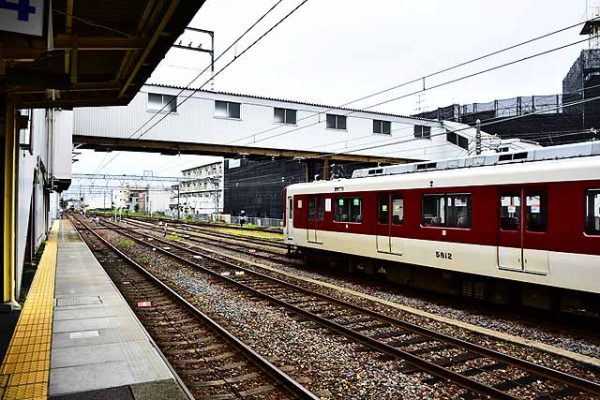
[{"xmin": 0, "ymin": 221, "xmax": 59, "ymax": 399}]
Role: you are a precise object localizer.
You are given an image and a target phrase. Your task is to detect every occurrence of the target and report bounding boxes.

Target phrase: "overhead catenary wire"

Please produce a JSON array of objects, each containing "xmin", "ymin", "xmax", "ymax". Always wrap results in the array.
[
  {"xmin": 217, "ymin": 93, "xmax": 600, "ymax": 187},
  {"xmin": 218, "ymin": 48, "xmax": 600, "ymax": 180},
  {"xmin": 221, "ymin": 129, "xmax": 597, "ymax": 190},
  {"xmin": 132, "ymin": 0, "xmax": 311, "ymax": 142},
  {"xmin": 226, "ymin": 18, "xmax": 594, "ymax": 146},
  {"xmin": 96, "ymin": 13, "xmax": 589, "ymax": 174},
  {"xmin": 239, "ymin": 35, "xmax": 596, "ymax": 149},
  {"xmin": 334, "ymin": 93, "xmax": 600, "ymax": 156},
  {"xmin": 92, "ymin": 0, "xmax": 294, "ymax": 173},
  {"xmin": 94, "ymin": 13, "xmax": 596, "ymax": 182}
]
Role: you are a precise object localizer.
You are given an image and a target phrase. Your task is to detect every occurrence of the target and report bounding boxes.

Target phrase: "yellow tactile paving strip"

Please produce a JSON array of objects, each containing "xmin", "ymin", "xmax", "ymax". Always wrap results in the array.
[{"xmin": 0, "ymin": 221, "xmax": 58, "ymax": 400}]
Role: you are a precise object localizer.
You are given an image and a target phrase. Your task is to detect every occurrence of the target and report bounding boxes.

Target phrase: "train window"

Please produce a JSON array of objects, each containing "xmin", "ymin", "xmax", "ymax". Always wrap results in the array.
[
  {"xmin": 378, "ymin": 195, "xmax": 389, "ymax": 224},
  {"xmin": 335, "ymin": 197, "xmax": 363, "ymax": 223},
  {"xmin": 423, "ymin": 195, "xmax": 446, "ymax": 226},
  {"xmin": 308, "ymin": 196, "xmax": 316, "ymax": 221},
  {"xmin": 335, "ymin": 198, "xmax": 345, "ymax": 221},
  {"xmin": 500, "ymin": 194, "xmax": 520, "ymax": 230},
  {"xmin": 317, "ymin": 197, "xmax": 325, "ymax": 221},
  {"xmin": 525, "ymin": 192, "xmax": 547, "ymax": 232},
  {"xmin": 288, "ymin": 197, "xmax": 293, "ymax": 220},
  {"xmin": 392, "ymin": 196, "xmax": 404, "ymax": 225},
  {"xmin": 350, "ymin": 198, "xmax": 362, "ymax": 222},
  {"xmin": 422, "ymin": 194, "xmax": 471, "ymax": 228},
  {"xmin": 585, "ymin": 189, "xmax": 600, "ymax": 235}
]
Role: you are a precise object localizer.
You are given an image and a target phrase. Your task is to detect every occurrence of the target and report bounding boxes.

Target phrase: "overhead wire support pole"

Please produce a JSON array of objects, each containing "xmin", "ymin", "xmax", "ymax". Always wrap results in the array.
[
  {"xmin": 475, "ymin": 119, "xmax": 482, "ymax": 155},
  {"xmin": 93, "ymin": 0, "xmax": 290, "ymax": 173},
  {"xmin": 183, "ymin": 27, "xmax": 215, "ymax": 74},
  {"xmin": 175, "ymin": 28, "xmax": 215, "ymax": 75}
]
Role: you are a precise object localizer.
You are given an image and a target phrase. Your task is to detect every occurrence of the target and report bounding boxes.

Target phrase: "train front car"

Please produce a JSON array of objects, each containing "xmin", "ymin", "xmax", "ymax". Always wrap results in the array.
[{"xmin": 284, "ymin": 142, "xmax": 600, "ymax": 313}]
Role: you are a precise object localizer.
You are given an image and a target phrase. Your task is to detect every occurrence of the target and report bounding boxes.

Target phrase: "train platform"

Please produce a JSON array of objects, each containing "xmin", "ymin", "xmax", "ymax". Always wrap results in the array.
[{"xmin": 0, "ymin": 221, "xmax": 188, "ymax": 400}]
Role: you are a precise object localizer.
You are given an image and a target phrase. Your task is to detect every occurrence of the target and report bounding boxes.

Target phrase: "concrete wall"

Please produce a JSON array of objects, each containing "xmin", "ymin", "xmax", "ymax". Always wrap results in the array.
[{"xmin": 15, "ymin": 108, "xmax": 72, "ymax": 299}]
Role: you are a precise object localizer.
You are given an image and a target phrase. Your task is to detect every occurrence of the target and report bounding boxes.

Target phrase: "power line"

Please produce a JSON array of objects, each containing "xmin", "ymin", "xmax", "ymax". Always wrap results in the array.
[
  {"xmin": 220, "ymin": 93, "xmax": 600, "ymax": 187},
  {"xmin": 133, "ymin": 0, "xmax": 311, "ymax": 142},
  {"xmin": 136, "ymin": 5, "xmax": 587, "ymax": 177},
  {"xmin": 120, "ymin": 0, "xmax": 312, "ymax": 174},
  {"xmin": 94, "ymin": 14, "xmax": 596, "ymax": 179},
  {"xmin": 226, "ymin": 18, "xmax": 592, "ymax": 147},
  {"xmin": 241, "ymin": 35, "xmax": 594, "ymax": 150},
  {"xmin": 131, "ymin": 0, "xmax": 288, "ymax": 138},
  {"xmin": 219, "ymin": 47, "xmax": 600, "ymax": 179},
  {"xmin": 93, "ymin": 0, "xmax": 291, "ymax": 173},
  {"xmin": 341, "ymin": 93, "xmax": 600, "ymax": 156}
]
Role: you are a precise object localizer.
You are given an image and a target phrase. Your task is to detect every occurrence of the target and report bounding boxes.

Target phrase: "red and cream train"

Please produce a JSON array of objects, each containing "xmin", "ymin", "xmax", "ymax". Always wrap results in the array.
[{"xmin": 284, "ymin": 143, "xmax": 600, "ymax": 309}]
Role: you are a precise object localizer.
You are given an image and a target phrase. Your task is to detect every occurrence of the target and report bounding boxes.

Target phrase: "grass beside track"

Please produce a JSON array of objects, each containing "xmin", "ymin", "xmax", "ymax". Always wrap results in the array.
[{"xmin": 217, "ymin": 227, "xmax": 284, "ymax": 240}]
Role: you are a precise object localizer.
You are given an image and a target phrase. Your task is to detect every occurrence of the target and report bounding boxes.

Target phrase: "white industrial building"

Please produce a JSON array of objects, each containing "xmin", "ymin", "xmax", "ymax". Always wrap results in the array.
[
  {"xmin": 111, "ymin": 187, "xmax": 171, "ymax": 214},
  {"xmin": 73, "ymin": 83, "xmax": 539, "ymax": 161},
  {"xmin": 169, "ymin": 161, "xmax": 224, "ymax": 218}
]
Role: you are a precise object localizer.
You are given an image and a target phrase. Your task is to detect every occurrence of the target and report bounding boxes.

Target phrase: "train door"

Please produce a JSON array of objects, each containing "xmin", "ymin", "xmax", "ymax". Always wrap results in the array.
[
  {"xmin": 498, "ymin": 189, "xmax": 549, "ymax": 274},
  {"xmin": 286, "ymin": 195, "xmax": 293, "ymax": 241},
  {"xmin": 307, "ymin": 195, "xmax": 322, "ymax": 244},
  {"xmin": 376, "ymin": 193, "xmax": 404, "ymax": 255}
]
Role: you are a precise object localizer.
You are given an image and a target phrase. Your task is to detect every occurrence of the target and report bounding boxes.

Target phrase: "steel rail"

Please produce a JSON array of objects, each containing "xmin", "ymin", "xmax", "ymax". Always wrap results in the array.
[
  {"xmin": 123, "ymin": 218, "xmax": 287, "ymax": 257},
  {"xmin": 106, "ymin": 218, "xmax": 600, "ymax": 398},
  {"xmin": 130, "ymin": 215, "xmax": 285, "ymax": 242},
  {"xmin": 97, "ymin": 221, "xmax": 533, "ymax": 399},
  {"xmin": 72, "ymin": 217, "xmax": 318, "ymax": 400}
]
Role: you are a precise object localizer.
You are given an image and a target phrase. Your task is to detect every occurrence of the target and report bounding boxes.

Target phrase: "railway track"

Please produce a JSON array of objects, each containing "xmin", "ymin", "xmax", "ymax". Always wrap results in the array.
[
  {"xmin": 71, "ymin": 216, "xmax": 317, "ymax": 400},
  {"xmin": 124, "ymin": 216, "xmax": 287, "ymax": 249},
  {"xmin": 132, "ymin": 215, "xmax": 285, "ymax": 237},
  {"xmin": 89, "ymin": 217, "xmax": 600, "ymax": 400},
  {"xmin": 122, "ymin": 218, "xmax": 292, "ymax": 261}
]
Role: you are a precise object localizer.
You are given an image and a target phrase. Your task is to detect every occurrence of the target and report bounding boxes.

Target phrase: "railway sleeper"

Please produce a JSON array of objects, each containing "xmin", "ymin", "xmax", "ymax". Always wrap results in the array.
[{"xmin": 303, "ymin": 248, "xmax": 600, "ymax": 319}]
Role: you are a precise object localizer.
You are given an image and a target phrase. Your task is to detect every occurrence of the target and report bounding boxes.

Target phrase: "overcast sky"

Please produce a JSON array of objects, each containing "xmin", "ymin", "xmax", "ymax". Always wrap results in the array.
[{"xmin": 73, "ymin": 0, "xmax": 592, "ymax": 191}]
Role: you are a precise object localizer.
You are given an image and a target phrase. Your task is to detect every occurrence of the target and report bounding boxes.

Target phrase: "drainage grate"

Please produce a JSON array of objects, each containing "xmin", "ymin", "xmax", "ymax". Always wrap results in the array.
[{"xmin": 55, "ymin": 296, "xmax": 103, "ymax": 307}]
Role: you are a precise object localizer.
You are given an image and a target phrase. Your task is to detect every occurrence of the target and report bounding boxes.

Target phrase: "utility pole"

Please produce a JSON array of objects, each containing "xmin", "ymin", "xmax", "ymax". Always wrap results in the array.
[
  {"xmin": 475, "ymin": 119, "xmax": 482, "ymax": 155},
  {"xmin": 178, "ymin": 28, "xmax": 215, "ymax": 90},
  {"xmin": 177, "ymin": 184, "xmax": 180, "ymax": 220}
]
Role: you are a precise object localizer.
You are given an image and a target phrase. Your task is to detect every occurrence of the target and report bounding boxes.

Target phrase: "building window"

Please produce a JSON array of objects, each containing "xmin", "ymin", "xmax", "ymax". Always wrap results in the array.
[
  {"xmin": 526, "ymin": 192, "xmax": 547, "ymax": 232},
  {"xmin": 373, "ymin": 120, "xmax": 391, "ymax": 135},
  {"xmin": 334, "ymin": 197, "xmax": 362, "ymax": 223},
  {"xmin": 326, "ymin": 114, "xmax": 347, "ymax": 130},
  {"xmin": 215, "ymin": 100, "xmax": 241, "ymax": 119},
  {"xmin": 585, "ymin": 189, "xmax": 600, "ymax": 235},
  {"xmin": 274, "ymin": 108, "xmax": 297, "ymax": 124},
  {"xmin": 422, "ymin": 193, "xmax": 471, "ymax": 228},
  {"xmin": 447, "ymin": 131, "xmax": 469, "ymax": 150},
  {"xmin": 414, "ymin": 125, "xmax": 431, "ymax": 139},
  {"xmin": 148, "ymin": 93, "xmax": 177, "ymax": 112}
]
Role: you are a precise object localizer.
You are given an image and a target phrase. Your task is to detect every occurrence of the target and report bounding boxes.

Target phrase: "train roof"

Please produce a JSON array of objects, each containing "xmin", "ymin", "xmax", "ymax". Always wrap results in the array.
[
  {"xmin": 352, "ymin": 142, "xmax": 600, "ymax": 178},
  {"xmin": 286, "ymin": 142, "xmax": 600, "ymax": 194}
]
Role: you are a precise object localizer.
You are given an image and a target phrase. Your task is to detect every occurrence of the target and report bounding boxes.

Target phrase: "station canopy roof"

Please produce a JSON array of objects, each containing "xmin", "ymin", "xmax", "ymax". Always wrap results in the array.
[{"xmin": 1, "ymin": 0, "xmax": 205, "ymax": 108}]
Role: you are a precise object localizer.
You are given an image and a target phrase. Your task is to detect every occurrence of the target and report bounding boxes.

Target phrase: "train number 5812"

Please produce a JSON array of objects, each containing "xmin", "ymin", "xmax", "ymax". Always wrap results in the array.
[{"xmin": 435, "ymin": 251, "xmax": 453, "ymax": 260}]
